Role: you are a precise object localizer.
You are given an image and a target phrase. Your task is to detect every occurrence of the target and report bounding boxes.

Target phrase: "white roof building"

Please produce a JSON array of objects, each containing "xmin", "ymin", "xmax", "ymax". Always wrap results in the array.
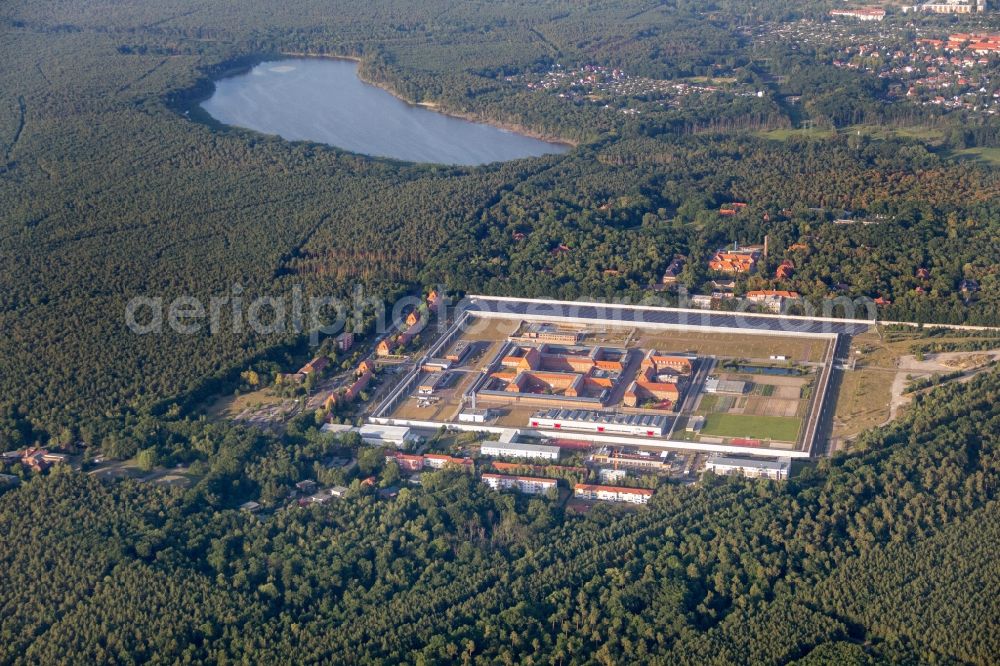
[
  {"xmin": 482, "ymin": 473, "xmax": 558, "ymax": 495},
  {"xmin": 480, "ymin": 433, "xmax": 560, "ymax": 461},
  {"xmin": 320, "ymin": 423, "xmax": 355, "ymax": 434},
  {"xmin": 705, "ymin": 455, "xmax": 792, "ymax": 481},
  {"xmin": 358, "ymin": 424, "xmax": 420, "ymax": 448}
]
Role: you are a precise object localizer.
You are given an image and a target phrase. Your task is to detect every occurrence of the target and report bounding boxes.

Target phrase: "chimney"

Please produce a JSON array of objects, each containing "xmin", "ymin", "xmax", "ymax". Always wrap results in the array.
[{"xmin": 763, "ymin": 234, "xmax": 769, "ymax": 258}]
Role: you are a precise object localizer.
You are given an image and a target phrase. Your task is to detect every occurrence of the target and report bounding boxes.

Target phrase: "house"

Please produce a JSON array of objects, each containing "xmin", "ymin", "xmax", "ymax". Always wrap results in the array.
[
  {"xmin": 745, "ymin": 290, "xmax": 801, "ymax": 313},
  {"xmin": 20, "ymin": 448, "xmax": 52, "ymax": 472},
  {"xmin": 423, "ymin": 454, "xmax": 474, "ymax": 471},
  {"xmin": 661, "ymin": 256, "xmax": 685, "ymax": 284},
  {"xmin": 239, "ymin": 501, "xmax": 261, "ymax": 513},
  {"xmin": 574, "ymin": 483, "xmax": 654, "ymax": 504},
  {"xmin": 357, "ymin": 360, "xmax": 376, "ymax": 376},
  {"xmin": 387, "ymin": 452, "xmax": 425, "ymax": 472},
  {"xmin": 336, "ymin": 332, "xmax": 354, "ymax": 352},
  {"xmin": 295, "ymin": 479, "xmax": 317, "ymax": 494},
  {"xmin": 776, "ymin": 259, "xmax": 795, "ymax": 280},
  {"xmin": 874, "ymin": 296, "xmax": 892, "ymax": 306},
  {"xmin": 689, "ymin": 295, "xmax": 713, "ymax": 309},
  {"xmin": 298, "ymin": 356, "xmax": 330, "ymax": 376},
  {"xmin": 481, "ymin": 473, "xmax": 558, "ymax": 495},
  {"xmin": 960, "ymin": 278, "xmax": 980, "ymax": 293},
  {"xmin": 426, "ymin": 289, "xmax": 441, "ymax": 308},
  {"xmin": 916, "ymin": 267, "xmax": 931, "ymax": 279},
  {"xmin": 329, "ymin": 485, "xmax": 349, "ymax": 498},
  {"xmin": 406, "ymin": 311, "xmax": 421, "ymax": 327}
]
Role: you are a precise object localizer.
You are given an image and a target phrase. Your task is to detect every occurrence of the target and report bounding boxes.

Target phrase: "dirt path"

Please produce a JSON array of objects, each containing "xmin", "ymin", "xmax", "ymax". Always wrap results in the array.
[{"xmin": 888, "ymin": 351, "xmax": 1000, "ymax": 421}]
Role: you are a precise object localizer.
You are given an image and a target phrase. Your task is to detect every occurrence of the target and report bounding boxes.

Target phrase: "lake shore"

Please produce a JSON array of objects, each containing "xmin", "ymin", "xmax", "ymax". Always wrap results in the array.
[{"xmin": 278, "ymin": 52, "xmax": 577, "ymax": 148}]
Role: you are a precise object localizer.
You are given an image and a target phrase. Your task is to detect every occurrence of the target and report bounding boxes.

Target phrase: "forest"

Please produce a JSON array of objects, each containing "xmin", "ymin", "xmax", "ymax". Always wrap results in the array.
[
  {"xmin": 0, "ymin": 369, "xmax": 997, "ymax": 663},
  {"xmin": 0, "ymin": 0, "xmax": 999, "ymax": 661}
]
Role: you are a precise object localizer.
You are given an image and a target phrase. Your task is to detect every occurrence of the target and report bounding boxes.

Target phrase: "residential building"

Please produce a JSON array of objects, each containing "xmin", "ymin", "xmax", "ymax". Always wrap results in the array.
[
  {"xmin": 661, "ymin": 256, "xmax": 685, "ymax": 284},
  {"xmin": 574, "ymin": 483, "xmax": 654, "ymax": 504},
  {"xmin": 481, "ymin": 473, "xmax": 558, "ymax": 495},
  {"xmin": 298, "ymin": 356, "xmax": 330, "ymax": 376},
  {"xmin": 336, "ymin": 332, "xmax": 354, "ymax": 351},
  {"xmin": 745, "ymin": 290, "xmax": 801, "ymax": 313},
  {"xmin": 423, "ymin": 454, "xmax": 474, "ymax": 471},
  {"xmin": 829, "ymin": 7, "xmax": 886, "ymax": 20}
]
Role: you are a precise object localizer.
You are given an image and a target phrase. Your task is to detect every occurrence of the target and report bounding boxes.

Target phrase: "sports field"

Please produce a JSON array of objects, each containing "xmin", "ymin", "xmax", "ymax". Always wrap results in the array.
[{"xmin": 701, "ymin": 413, "xmax": 802, "ymax": 442}]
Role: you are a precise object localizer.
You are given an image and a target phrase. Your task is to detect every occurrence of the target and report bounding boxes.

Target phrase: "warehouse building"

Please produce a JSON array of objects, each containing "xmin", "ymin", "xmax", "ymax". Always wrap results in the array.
[
  {"xmin": 481, "ymin": 430, "xmax": 560, "ymax": 461},
  {"xmin": 357, "ymin": 424, "xmax": 421, "ymax": 448}
]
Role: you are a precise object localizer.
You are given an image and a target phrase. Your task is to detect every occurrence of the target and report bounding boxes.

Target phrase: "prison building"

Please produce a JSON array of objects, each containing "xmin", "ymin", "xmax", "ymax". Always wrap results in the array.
[
  {"xmin": 704, "ymin": 455, "xmax": 791, "ymax": 481},
  {"xmin": 529, "ymin": 409, "xmax": 670, "ymax": 437}
]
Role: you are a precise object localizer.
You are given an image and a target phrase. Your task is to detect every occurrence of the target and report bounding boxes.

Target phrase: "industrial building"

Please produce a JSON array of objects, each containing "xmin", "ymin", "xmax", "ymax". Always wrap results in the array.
[
  {"xmin": 704, "ymin": 455, "xmax": 792, "ymax": 480},
  {"xmin": 357, "ymin": 424, "xmax": 420, "ymax": 448},
  {"xmin": 529, "ymin": 409, "xmax": 670, "ymax": 437}
]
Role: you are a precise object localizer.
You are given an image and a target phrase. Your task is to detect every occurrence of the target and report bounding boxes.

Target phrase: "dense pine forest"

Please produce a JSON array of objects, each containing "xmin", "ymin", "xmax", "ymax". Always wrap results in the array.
[
  {"xmin": 0, "ymin": 371, "xmax": 997, "ymax": 663},
  {"xmin": 1, "ymin": 0, "xmax": 999, "ymax": 661}
]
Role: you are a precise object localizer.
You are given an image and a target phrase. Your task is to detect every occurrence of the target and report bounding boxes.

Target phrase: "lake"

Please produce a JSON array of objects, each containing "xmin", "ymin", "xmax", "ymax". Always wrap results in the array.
[{"xmin": 200, "ymin": 58, "xmax": 569, "ymax": 165}]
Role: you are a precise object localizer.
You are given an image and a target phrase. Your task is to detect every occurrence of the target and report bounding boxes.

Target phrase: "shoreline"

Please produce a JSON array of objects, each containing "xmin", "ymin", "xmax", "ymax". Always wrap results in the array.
[{"xmin": 277, "ymin": 52, "xmax": 577, "ymax": 148}]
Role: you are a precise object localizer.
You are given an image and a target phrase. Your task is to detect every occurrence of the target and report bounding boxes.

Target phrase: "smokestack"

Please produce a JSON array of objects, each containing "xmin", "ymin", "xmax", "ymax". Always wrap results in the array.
[{"xmin": 764, "ymin": 234, "xmax": 769, "ymax": 258}]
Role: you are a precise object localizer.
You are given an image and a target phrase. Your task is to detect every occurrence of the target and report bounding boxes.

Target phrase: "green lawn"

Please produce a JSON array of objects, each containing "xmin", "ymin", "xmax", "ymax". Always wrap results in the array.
[
  {"xmin": 756, "ymin": 127, "xmax": 835, "ymax": 141},
  {"xmin": 952, "ymin": 147, "xmax": 1000, "ymax": 167},
  {"xmin": 701, "ymin": 413, "xmax": 802, "ymax": 442}
]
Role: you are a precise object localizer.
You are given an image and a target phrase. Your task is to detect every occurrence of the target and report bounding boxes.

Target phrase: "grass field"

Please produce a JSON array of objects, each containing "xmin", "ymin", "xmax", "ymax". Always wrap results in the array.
[
  {"xmin": 757, "ymin": 125, "xmax": 947, "ymax": 145},
  {"xmin": 701, "ymin": 413, "xmax": 802, "ymax": 442},
  {"xmin": 952, "ymin": 146, "xmax": 1000, "ymax": 167}
]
